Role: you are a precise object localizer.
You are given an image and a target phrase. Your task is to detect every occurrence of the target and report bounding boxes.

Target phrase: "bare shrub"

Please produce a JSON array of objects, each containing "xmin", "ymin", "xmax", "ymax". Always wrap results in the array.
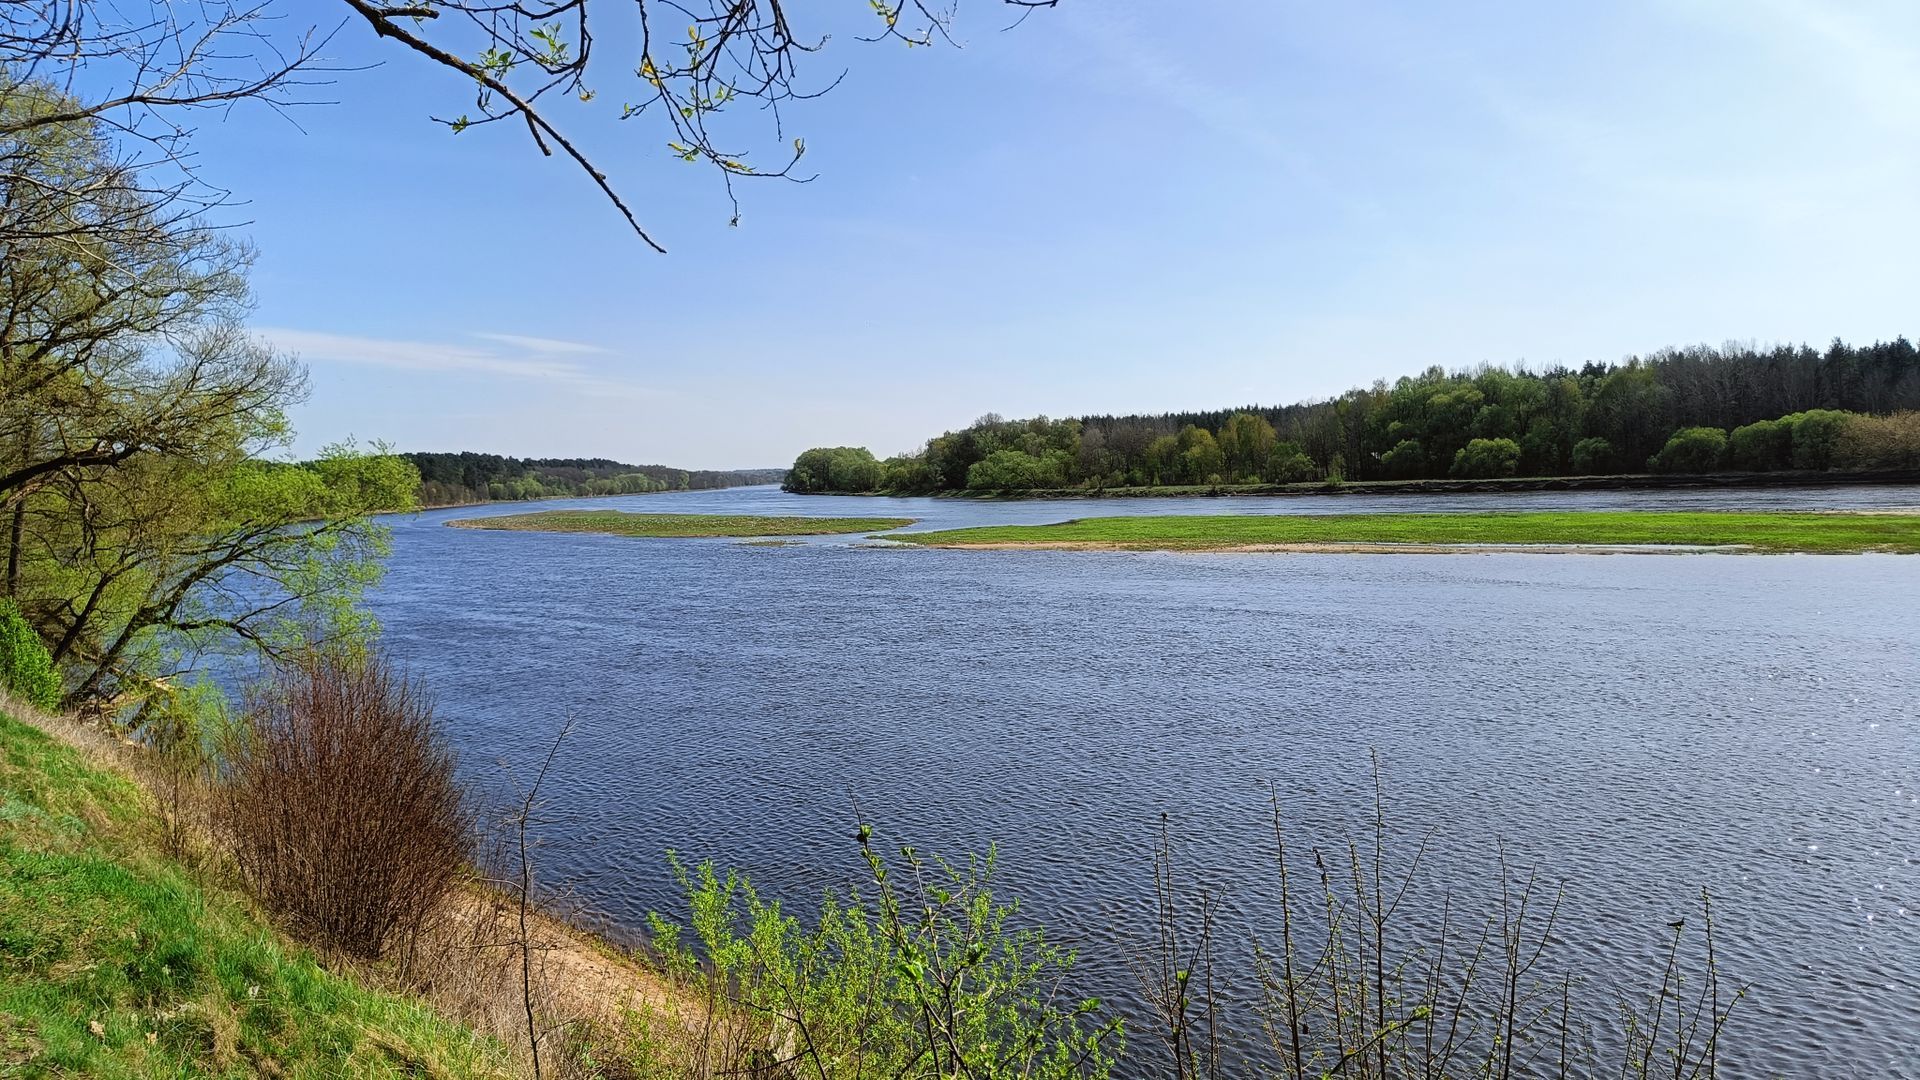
[
  {"xmin": 220, "ymin": 654, "xmax": 471, "ymax": 960},
  {"xmin": 1135, "ymin": 764, "xmax": 1746, "ymax": 1080}
]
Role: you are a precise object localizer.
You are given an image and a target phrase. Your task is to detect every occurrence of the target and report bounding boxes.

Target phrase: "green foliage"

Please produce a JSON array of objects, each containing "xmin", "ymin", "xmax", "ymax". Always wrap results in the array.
[
  {"xmin": 1570, "ymin": 436, "xmax": 1615, "ymax": 474},
  {"xmin": 1449, "ymin": 437, "xmax": 1521, "ymax": 479},
  {"xmin": 1649, "ymin": 427, "xmax": 1728, "ymax": 473},
  {"xmin": 785, "ymin": 339, "xmax": 1920, "ymax": 496},
  {"xmin": 1780, "ymin": 409, "xmax": 1851, "ymax": 471},
  {"xmin": 1833, "ymin": 411, "xmax": 1920, "ymax": 469},
  {"xmin": 407, "ymin": 451, "xmax": 777, "ymax": 505},
  {"xmin": 0, "ymin": 709, "xmax": 514, "ymax": 1077},
  {"xmin": 0, "ymin": 600, "xmax": 60, "ymax": 710},
  {"xmin": 1377, "ymin": 439, "xmax": 1426, "ymax": 480},
  {"xmin": 0, "ymin": 90, "xmax": 419, "ymax": 714},
  {"xmin": 645, "ymin": 837, "xmax": 1119, "ymax": 1079},
  {"xmin": 786, "ymin": 446, "xmax": 885, "ymax": 494},
  {"xmin": 1726, "ymin": 419, "xmax": 1791, "ymax": 471},
  {"xmin": 966, "ymin": 449, "xmax": 1070, "ymax": 491},
  {"xmin": 1265, "ymin": 442, "xmax": 1317, "ymax": 483}
]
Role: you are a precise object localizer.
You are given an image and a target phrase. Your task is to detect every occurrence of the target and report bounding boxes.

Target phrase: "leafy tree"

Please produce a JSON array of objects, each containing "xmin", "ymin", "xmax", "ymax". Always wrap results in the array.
[
  {"xmin": 1570, "ymin": 437, "xmax": 1615, "ymax": 474},
  {"xmin": 1450, "ymin": 438, "xmax": 1521, "ymax": 479},
  {"xmin": 1177, "ymin": 426, "xmax": 1224, "ymax": 485},
  {"xmin": 785, "ymin": 447, "xmax": 883, "ymax": 494},
  {"xmin": 786, "ymin": 339, "xmax": 1920, "ymax": 496},
  {"xmin": 1648, "ymin": 427, "xmax": 1728, "ymax": 473},
  {"xmin": 0, "ymin": 85, "xmax": 415, "ymax": 714},
  {"xmin": 1781, "ymin": 410, "xmax": 1850, "ymax": 471},
  {"xmin": 1726, "ymin": 420, "xmax": 1791, "ymax": 471},
  {"xmin": 1219, "ymin": 412, "xmax": 1277, "ymax": 482},
  {"xmin": 1379, "ymin": 439, "xmax": 1427, "ymax": 480},
  {"xmin": 1833, "ymin": 412, "xmax": 1920, "ymax": 470},
  {"xmin": 1265, "ymin": 442, "xmax": 1316, "ymax": 483},
  {"xmin": 966, "ymin": 450, "xmax": 1066, "ymax": 491}
]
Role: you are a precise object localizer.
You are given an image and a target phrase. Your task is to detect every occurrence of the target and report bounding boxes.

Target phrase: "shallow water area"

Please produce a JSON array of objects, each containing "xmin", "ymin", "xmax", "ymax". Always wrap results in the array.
[{"xmin": 373, "ymin": 484, "xmax": 1920, "ymax": 1077}]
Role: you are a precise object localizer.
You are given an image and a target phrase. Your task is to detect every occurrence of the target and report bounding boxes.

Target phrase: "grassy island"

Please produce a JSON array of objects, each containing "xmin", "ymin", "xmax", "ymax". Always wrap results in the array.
[
  {"xmin": 894, "ymin": 510, "xmax": 1920, "ymax": 554},
  {"xmin": 448, "ymin": 510, "xmax": 914, "ymax": 537}
]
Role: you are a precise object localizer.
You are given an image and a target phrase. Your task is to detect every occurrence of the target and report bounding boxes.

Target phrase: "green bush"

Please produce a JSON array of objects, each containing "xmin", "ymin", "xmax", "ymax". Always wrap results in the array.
[
  {"xmin": 1781, "ymin": 409, "xmax": 1851, "ymax": 470},
  {"xmin": 646, "ymin": 836, "xmax": 1119, "ymax": 1079},
  {"xmin": 0, "ymin": 598, "xmax": 60, "ymax": 709},
  {"xmin": 1648, "ymin": 427, "xmax": 1727, "ymax": 473},
  {"xmin": 1449, "ymin": 437, "xmax": 1521, "ymax": 479},
  {"xmin": 1570, "ymin": 436, "xmax": 1614, "ymax": 474},
  {"xmin": 1727, "ymin": 419, "xmax": 1792, "ymax": 471}
]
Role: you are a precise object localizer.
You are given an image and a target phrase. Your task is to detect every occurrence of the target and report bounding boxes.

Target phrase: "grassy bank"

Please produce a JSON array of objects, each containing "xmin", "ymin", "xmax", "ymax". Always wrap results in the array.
[
  {"xmin": 448, "ymin": 510, "xmax": 914, "ymax": 537},
  {"xmin": 0, "ymin": 703, "xmax": 515, "ymax": 1077},
  {"xmin": 895, "ymin": 510, "xmax": 1920, "ymax": 554}
]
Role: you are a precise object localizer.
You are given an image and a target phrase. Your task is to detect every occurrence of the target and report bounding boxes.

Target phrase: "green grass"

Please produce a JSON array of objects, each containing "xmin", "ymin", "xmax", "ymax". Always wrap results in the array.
[
  {"xmin": 0, "ymin": 708, "xmax": 513, "ymax": 1078},
  {"xmin": 448, "ymin": 510, "xmax": 915, "ymax": 537},
  {"xmin": 894, "ymin": 510, "xmax": 1920, "ymax": 554}
]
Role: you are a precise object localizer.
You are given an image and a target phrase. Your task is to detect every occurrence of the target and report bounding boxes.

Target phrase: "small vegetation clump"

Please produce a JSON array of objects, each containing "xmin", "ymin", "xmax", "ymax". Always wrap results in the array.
[
  {"xmin": 897, "ymin": 510, "xmax": 1920, "ymax": 554},
  {"xmin": 0, "ymin": 599, "xmax": 61, "ymax": 710},
  {"xmin": 633, "ymin": 837, "xmax": 1121, "ymax": 1079},
  {"xmin": 450, "ymin": 510, "xmax": 914, "ymax": 537}
]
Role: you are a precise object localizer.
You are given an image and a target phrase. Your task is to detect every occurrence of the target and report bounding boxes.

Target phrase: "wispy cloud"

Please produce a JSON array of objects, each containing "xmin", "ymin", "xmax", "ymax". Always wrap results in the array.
[
  {"xmin": 468, "ymin": 331, "xmax": 611, "ymax": 356},
  {"xmin": 259, "ymin": 327, "xmax": 658, "ymax": 399},
  {"xmin": 1057, "ymin": 8, "xmax": 1321, "ymax": 177}
]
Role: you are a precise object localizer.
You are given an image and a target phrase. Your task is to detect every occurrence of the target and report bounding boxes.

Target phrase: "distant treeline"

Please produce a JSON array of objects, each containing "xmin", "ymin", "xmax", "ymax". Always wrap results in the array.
[
  {"xmin": 787, "ymin": 338, "xmax": 1920, "ymax": 493},
  {"xmin": 406, "ymin": 452, "xmax": 784, "ymax": 505}
]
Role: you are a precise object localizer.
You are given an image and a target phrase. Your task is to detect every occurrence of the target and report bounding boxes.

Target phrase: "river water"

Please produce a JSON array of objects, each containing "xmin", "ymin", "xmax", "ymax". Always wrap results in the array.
[{"xmin": 370, "ymin": 485, "xmax": 1920, "ymax": 1077}]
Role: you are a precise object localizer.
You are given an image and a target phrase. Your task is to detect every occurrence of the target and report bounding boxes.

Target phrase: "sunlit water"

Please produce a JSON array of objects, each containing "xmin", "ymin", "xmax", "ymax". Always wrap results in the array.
[{"xmin": 368, "ymin": 485, "xmax": 1920, "ymax": 1077}]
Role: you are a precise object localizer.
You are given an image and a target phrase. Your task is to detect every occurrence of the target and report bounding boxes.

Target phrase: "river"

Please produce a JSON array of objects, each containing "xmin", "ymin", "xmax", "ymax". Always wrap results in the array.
[{"xmin": 369, "ymin": 484, "xmax": 1920, "ymax": 1077}]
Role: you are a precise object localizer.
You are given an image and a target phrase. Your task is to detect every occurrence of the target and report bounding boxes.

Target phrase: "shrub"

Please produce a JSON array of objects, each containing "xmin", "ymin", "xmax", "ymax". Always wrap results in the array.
[
  {"xmin": 1649, "ymin": 427, "xmax": 1727, "ymax": 473},
  {"xmin": 220, "ymin": 655, "xmax": 470, "ymax": 960},
  {"xmin": 1570, "ymin": 436, "xmax": 1614, "ymax": 474},
  {"xmin": 1449, "ymin": 437, "xmax": 1521, "ymax": 479},
  {"xmin": 1781, "ymin": 409, "xmax": 1850, "ymax": 470},
  {"xmin": 1726, "ymin": 419, "xmax": 1792, "ymax": 471},
  {"xmin": 1378, "ymin": 439, "xmax": 1426, "ymax": 480},
  {"xmin": 0, "ymin": 598, "xmax": 60, "ymax": 709},
  {"xmin": 646, "ymin": 834, "xmax": 1120, "ymax": 1079},
  {"xmin": 1834, "ymin": 410, "xmax": 1920, "ymax": 469}
]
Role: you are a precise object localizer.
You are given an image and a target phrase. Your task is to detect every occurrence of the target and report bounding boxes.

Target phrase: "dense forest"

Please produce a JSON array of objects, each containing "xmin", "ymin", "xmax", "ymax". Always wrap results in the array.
[
  {"xmin": 787, "ymin": 339, "xmax": 1920, "ymax": 494},
  {"xmin": 405, "ymin": 453, "xmax": 784, "ymax": 505}
]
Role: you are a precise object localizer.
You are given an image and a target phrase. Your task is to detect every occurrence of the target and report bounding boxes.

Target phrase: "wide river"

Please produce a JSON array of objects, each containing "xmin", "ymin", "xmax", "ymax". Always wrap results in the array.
[{"xmin": 371, "ymin": 485, "xmax": 1919, "ymax": 1077}]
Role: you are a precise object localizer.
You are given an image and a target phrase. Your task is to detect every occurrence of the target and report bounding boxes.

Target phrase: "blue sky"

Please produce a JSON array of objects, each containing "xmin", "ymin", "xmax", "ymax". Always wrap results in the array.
[{"xmin": 199, "ymin": 1, "xmax": 1919, "ymax": 468}]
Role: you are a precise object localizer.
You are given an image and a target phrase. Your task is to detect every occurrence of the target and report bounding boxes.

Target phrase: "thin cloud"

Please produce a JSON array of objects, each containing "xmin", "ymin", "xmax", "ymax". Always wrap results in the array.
[
  {"xmin": 259, "ymin": 327, "xmax": 660, "ymax": 400},
  {"xmin": 469, "ymin": 331, "xmax": 611, "ymax": 355}
]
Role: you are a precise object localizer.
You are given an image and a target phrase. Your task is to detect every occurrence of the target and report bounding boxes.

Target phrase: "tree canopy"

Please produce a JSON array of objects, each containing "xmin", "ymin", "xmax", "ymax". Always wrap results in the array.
[
  {"xmin": 786, "ymin": 339, "xmax": 1920, "ymax": 494},
  {"xmin": 0, "ymin": 81, "xmax": 417, "ymax": 714}
]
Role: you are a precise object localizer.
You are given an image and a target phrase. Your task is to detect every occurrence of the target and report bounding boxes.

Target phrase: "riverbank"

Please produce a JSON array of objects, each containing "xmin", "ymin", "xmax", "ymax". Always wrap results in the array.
[
  {"xmin": 893, "ymin": 509, "xmax": 1920, "ymax": 554},
  {"xmin": 803, "ymin": 467, "xmax": 1920, "ymax": 500},
  {"xmin": 448, "ymin": 509, "xmax": 915, "ymax": 537},
  {"xmin": 0, "ymin": 697, "xmax": 698, "ymax": 1078}
]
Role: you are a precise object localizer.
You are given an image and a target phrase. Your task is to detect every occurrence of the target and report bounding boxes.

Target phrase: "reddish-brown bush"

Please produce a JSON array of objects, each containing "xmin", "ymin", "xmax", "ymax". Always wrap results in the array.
[{"xmin": 221, "ymin": 655, "xmax": 470, "ymax": 960}]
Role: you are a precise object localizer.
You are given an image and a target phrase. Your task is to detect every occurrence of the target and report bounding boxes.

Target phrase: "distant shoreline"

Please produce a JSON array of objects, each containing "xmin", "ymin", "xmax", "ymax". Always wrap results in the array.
[
  {"xmin": 797, "ymin": 468, "xmax": 1920, "ymax": 501},
  {"xmin": 415, "ymin": 482, "xmax": 782, "ymax": 513}
]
